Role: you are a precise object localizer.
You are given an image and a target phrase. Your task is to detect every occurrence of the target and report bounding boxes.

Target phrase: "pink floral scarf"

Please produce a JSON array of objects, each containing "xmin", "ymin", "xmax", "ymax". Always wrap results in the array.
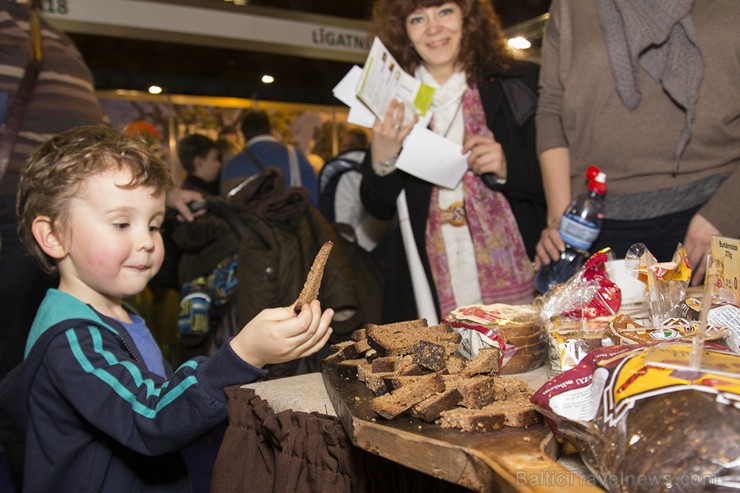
[{"xmin": 425, "ymin": 86, "xmax": 534, "ymax": 317}]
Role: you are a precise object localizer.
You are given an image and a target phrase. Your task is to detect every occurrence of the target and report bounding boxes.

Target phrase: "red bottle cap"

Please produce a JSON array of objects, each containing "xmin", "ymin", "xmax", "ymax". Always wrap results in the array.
[
  {"xmin": 587, "ymin": 171, "xmax": 607, "ymax": 195},
  {"xmin": 585, "ymin": 166, "xmax": 600, "ymax": 181}
]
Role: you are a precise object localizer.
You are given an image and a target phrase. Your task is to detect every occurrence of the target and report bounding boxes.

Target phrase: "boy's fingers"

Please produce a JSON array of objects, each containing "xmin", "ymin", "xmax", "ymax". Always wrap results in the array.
[
  {"xmin": 293, "ymin": 322, "xmax": 333, "ymax": 359},
  {"xmin": 266, "ymin": 306, "xmax": 310, "ymax": 339},
  {"xmin": 287, "ymin": 307, "xmax": 333, "ymax": 352},
  {"xmin": 278, "ymin": 306, "xmax": 301, "ymax": 320},
  {"xmin": 307, "ymin": 327, "xmax": 333, "ymax": 356},
  {"xmin": 276, "ymin": 302, "xmax": 320, "ymax": 344}
]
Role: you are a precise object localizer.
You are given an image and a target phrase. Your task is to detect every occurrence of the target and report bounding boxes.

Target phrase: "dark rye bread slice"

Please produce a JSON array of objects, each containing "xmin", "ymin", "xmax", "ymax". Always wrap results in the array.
[
  {"xmin": 327, "ymin": 340, "xmax": 360, "ymax": 361},
  {"xmin": 324, "ymin": 339, "xmax": 372, "ymax": 364},
  {"xmin": 294, "ymin": 241, "xmax": 333, "ymax": 312},
  {"xmin": 364, "ymin": 363, "xmax": 429, "ymax": 394},
  {"xmin": 370, "ymin": 372, "xmax": 445, "ymax": 420},
  {"xmin": 409, "ymin": 388, "xmax": 463, "ymax": 422},
  {"xmin": 443, "ymin": 375, "xmax": 498, "ymax": 409},
  {"xmin": 383, "ymin": 367, "xmax": 447, "ymax": 392},
  {"xmin": 371, "ymin": 356, "xmax": 400, "ymax": 373},
  {"xmin": 364, "ymin": 371, "xmax": 395, "ymax": 395},
  {"xmin": 492, "ymin": 376, "xmax": 533, "ymax": 400},
  {"xmin": 366, "ymin": 320, "xmax": 461, "ymax": 357},
  {"xmin": 355, "ymin": 362, "xmax": 373, "ymax": 382},
  {"xmin": 464, "ymin": 347, "xmax": 501, "ymax": 376},
  {"xmin": 396, "ymin": 363, "xmax": 426, "ymax": 376},
  {"xmin": 482, "ymin": 397, "xmax": 541, "ymax": 427},
  {"xmin": 328, "ymin": 357, "xmax": 368, "ymax": 379},
  {"xmin": 439, "ymin": 408, "xmax": 506, "ymax": 433},
  {"xmin": 350, "ymin": 327, "xmax": 367, "ymax": 341},
  {"xmin": 365, "ymin": 319, "xmax": 427, "ymax": 356},
  {"xmin": 445, "ymin": 354, "xmax": 468, "ymax": 374},
  {"xmin": 411, "ymin": 340, "xmax": 446, "ymax": 371},
  {"xmin": 383, "ymin": 374, "xmax": 427, "ymax": 393},
  {"xmin": 353, "ymin": 339, "xmax": 372, "ymax": 355},
  {"xmin": 371, "ymin": 355, "xmax": 415, "ymax": 374}
]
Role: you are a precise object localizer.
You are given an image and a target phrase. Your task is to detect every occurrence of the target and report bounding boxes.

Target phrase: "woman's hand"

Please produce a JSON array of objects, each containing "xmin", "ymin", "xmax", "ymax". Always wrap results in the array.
[
  {"xmin": 462, "ymin": 134, "xmax": 507, "ymax": 180},
  {"xmin": 370, "ymin": 99, "xmax": 417, "ymax": 166},
  {"xmin": 684, "ymin": 213, "xmax": 720, "ymax": 286},
  {"xmin": 535, "ymin": 224, "xmax": 565, "ymax": 269}
]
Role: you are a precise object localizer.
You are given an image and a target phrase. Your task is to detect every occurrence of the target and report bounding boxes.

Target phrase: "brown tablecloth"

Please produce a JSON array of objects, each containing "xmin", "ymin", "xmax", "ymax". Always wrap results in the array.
[{"xmin": 211, "ymin": 385, "xmax": 470, "ymax": 492}]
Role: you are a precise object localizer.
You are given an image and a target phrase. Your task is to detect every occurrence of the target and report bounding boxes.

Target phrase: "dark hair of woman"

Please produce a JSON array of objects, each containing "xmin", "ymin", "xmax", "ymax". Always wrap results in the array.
[{"xmin": 370, "ymin": 0, "xmax": 512, "ymax": 85}]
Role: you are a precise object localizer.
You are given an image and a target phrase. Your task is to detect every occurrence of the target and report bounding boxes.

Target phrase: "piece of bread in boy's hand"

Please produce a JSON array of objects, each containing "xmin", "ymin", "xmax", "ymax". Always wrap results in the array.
[{"xmin": 294, "ymin": 241, "xmax": 333, "ymax": 313}]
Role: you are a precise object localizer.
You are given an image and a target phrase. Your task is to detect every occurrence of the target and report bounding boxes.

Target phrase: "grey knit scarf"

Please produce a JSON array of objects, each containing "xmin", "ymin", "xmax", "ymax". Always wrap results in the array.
[{"xmin": 598, "ymin": 0, "xmax": 704, "ymax": 173}]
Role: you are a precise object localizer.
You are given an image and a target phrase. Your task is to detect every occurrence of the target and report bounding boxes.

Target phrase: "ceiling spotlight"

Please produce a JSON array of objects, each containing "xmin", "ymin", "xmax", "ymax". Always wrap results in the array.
[
  {"xmin": 148, "ymin": 85, "xmax": 163, "ymax": 95},
  {"xmin": 261, "ymin": 74, "xmax": 275, "ymax": 84},
  {"xmin": 507, "ymin": 36, "xmax": 532, "ymax": 50}
]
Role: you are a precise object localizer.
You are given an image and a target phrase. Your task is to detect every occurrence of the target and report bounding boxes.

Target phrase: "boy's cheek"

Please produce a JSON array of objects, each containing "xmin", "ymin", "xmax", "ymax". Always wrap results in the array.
[{"xmin": 152, "ymin": 246, "xmax": 166, "ymax": 274}]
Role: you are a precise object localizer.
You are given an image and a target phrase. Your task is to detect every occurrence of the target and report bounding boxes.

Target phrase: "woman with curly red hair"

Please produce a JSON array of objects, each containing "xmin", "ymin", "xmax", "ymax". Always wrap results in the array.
[{"xmin": 360, "ymin": 0, "xmax": 546, "ymax": 323}]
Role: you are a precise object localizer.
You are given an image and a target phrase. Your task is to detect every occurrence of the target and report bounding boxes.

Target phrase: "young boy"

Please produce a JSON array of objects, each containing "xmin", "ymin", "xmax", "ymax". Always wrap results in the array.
[{"xmin": 0, "ymin": 124, "xmax": 333, "ymax": 492}]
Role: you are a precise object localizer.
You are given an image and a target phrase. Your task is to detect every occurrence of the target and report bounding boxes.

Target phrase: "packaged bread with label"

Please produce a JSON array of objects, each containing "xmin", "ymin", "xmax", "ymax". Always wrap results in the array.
[
  {"xmin": 446, "ymin": 304, "xmax": 546, "ymax": 374},
  {"xmin": 532, "ymin": 343, "xmax": 740, "ymax": 493},
  {"xmin": 546, "ymin": 317, "xmax": 614, "ymax": 376}
]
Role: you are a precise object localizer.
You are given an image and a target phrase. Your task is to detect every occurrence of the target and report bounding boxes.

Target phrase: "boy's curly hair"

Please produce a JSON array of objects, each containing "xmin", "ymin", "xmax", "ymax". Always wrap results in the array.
[
  {"xmin": 370, "ymin": 0, "xmax": 513, "ymax": 85},
  {"xmin": 16, "ymin": 124, "xmax": 174, "ymax": 275}
]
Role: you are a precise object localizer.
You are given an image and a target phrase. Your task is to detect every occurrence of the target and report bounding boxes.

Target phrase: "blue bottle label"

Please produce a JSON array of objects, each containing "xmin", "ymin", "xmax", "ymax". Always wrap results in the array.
[{"xmin": 559, "ymin": 214, "xmax": 600, "ymax": 251}]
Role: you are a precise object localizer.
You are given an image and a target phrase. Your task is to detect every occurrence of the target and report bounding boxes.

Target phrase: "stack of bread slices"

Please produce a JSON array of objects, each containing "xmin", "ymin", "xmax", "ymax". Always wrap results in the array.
[{"xmin": 324, "ymin": 319, "xmax": 541, "ymax": 432}]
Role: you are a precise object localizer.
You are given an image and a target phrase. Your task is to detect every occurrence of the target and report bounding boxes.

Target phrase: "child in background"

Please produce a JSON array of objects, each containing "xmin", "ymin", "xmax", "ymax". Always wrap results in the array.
[
  {"xmin": 177, "ymin": 133, "xmax": 222, "ymax": 197},
  {"xmin": 144, "ymin": 133, "xmax": 222, "ymax": 352},
  {"xmin": 0, "ymin": 124, "xmax": 333, "ymax": 492}
]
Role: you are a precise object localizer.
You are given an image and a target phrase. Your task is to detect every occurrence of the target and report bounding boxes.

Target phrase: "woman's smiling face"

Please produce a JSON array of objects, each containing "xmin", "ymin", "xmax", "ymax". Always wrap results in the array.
[{"xmin": 405, "ymin": 2, "xmax": 463, "ymax": 82}]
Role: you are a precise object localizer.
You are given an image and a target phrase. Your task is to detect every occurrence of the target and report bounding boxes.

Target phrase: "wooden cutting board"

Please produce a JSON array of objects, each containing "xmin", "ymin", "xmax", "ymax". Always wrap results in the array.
[{"xmin": 322, "ymin": 364, "xmax": 604, "ymax": 493}]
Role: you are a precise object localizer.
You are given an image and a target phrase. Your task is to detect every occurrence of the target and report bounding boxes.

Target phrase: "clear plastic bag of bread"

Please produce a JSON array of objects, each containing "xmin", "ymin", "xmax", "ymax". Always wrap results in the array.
[
  {"xmin": 678, "ymin": 244, "xmax": 740, "ymax": 355},
  {"xmin": 546, "ymin": 316, "xmax": 614, "ymax": 376},
  {"xmin": 531, "ymin": 342, "xmax": 740, "ymax": 493},
  {"xmin": 445, "ymin": 304, "xmax": 547, "ymax": 374},
  {"xmin": 626, "ymin": 243, "xmax": 692, "ymax": 325},
  {"xmin": 538, "ymin": 248, "xmax": 622, "ymax": 322}
]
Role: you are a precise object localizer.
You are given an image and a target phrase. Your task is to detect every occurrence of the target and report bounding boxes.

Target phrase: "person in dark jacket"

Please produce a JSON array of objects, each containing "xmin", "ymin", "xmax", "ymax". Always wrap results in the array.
[
  {"xmin": 360, "ymin": 0, "xmax": 546, "ymax": 324},
  {"xmin": 147, "ymin": 133, "xmax": 222, "ymax": 318},
  {"xmin": 0, "ymin": 124, "xmax": 333, "ymax": 493}
]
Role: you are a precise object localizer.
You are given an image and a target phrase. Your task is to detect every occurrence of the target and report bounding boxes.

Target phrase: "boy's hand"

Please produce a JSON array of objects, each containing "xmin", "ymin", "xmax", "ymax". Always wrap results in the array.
[{"xmin": 230, "ymin": 300, "xmax": 333, "ymax": 368}]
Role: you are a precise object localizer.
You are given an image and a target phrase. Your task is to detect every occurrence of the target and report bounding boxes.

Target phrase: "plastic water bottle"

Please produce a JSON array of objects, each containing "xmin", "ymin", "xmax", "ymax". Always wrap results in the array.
[{"xmin": 535, "ymin": 167, "xmax": 607, "ymax": 293}]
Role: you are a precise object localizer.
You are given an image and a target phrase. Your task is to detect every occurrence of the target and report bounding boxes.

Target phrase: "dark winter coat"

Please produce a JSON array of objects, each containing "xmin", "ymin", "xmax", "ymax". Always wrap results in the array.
[{"xmin": 173, "ymin": 168, "xmax": 383, "ymax": 344}]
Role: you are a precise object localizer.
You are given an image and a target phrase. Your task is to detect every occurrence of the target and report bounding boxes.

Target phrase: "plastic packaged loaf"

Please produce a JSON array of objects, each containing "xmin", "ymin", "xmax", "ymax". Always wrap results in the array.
[
  {"xmin": 546, "ymin": 317, "xmax": 613, "ymax": 376},
  {"xmin": 446, "ymin": 304, "xmax": 546, "ymax": 374},
  {"xmin": 531, "ymin": 343, "xmax": 740, "ymax": 492}
]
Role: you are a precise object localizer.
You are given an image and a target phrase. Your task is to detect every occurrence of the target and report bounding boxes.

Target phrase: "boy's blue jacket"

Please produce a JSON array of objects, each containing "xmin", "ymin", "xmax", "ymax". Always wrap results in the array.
[{"xmin": 0, "ymin": 289, "xmax": 267, "ymax": 492}]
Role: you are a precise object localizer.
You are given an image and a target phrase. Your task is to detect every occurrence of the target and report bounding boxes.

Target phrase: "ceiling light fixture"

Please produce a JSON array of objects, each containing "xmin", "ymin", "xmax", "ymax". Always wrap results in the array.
[
  {"xmin": 507, "ymin": 36, "xmax": 532, "ymax": 50},
  {"xmin": 261, "ymin": 75, "xmax": 275, "ymax": 84},
  {"xmin": 148, "ymin": 85, "xmax": 163, "ymax": 95}
]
